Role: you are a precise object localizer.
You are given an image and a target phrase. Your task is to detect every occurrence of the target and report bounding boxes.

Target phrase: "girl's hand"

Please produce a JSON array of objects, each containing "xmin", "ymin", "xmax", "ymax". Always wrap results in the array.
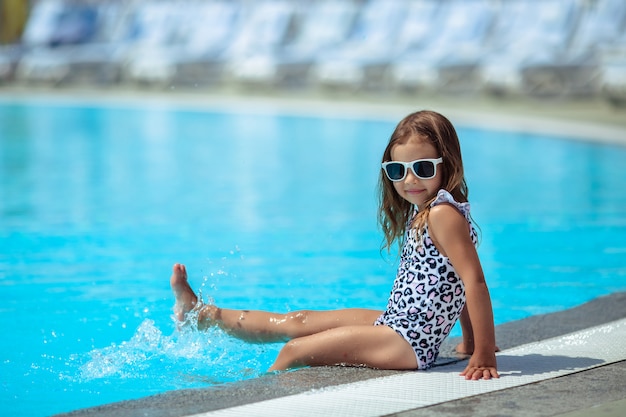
[{"xmin": 460, "ymin": 351, "xmax": 499, "ymax": 380}]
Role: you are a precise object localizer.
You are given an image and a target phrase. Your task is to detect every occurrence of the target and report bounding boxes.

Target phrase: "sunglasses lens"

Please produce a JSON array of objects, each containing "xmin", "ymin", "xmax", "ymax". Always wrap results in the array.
[
  {"xmin": 385, "ymin": 163, "xmax": 405, "ymax": 181},
  {"xmin": 414, "ymin": 161, "xmax": 435, "ymax": 178}
]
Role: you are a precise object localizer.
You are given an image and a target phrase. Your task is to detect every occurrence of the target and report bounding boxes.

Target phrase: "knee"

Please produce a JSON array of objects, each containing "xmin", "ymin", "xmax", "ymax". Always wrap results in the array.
[
  {"xmin": 272, "ymin": 339, "xmax": 307, "ymax": 371},
  {"xmin": 280, "ymin": 339, "xmax": 300, "ymax": 357},
  {"xmin": 285, "ymin": 310, "xmax": 310, "ymax": 324},
  {"xmin": 281, "ymin": 310, "xmax": 311, "ymax": 337}
]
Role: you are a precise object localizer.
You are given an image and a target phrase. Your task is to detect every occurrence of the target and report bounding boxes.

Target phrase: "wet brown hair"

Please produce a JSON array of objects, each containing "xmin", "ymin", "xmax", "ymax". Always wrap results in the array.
[{"xmin": 378, "ymin": 110, "xmax": 469, "ymax": 251}]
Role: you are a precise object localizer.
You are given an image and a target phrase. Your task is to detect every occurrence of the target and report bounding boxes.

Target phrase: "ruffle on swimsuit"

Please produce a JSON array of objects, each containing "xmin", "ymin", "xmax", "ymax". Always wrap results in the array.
[{"xmin": 432, "ymin": 189, "xmax": 471, "ymax": 219}]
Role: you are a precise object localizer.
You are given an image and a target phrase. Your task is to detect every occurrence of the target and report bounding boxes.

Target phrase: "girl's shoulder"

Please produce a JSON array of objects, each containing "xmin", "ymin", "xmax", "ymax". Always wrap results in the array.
[
  {"xmin": 428, "ymin": 191, "xmax": 477, "ymax": 249},
  {"xmin": 430, "ymin": 189, "xmax": 471, "ymax": 218}
]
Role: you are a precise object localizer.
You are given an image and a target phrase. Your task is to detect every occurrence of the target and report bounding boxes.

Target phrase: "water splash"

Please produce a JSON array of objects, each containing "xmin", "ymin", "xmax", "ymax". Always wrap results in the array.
[{"xmin": 78, "ymin": 318, "xmax": 280, "ymax": 387}]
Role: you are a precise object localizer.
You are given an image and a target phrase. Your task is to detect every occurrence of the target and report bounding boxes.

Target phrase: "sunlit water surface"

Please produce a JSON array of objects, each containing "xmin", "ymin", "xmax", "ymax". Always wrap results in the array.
[{"xmin": 1, "ymin": 100, "xmax": 625, "ymax": 416}]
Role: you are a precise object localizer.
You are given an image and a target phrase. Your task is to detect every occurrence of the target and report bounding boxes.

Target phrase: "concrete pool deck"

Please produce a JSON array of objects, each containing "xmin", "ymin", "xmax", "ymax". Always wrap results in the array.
[{"xmin": 3, "ymin": 85, "xmax": 625, "ymax": 416}]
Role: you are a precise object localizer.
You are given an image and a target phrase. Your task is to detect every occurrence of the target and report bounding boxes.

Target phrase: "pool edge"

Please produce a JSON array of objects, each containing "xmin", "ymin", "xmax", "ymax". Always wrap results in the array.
[{"xmin": 54, "ymin": 291, "xmax": 626, "ymax": 417}]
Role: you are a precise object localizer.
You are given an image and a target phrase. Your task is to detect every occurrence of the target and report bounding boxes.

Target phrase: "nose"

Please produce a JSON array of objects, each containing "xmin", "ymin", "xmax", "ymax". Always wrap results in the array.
[{"xmin": 404, "ymin": 168, "xmax": 419, "ymax": 183}]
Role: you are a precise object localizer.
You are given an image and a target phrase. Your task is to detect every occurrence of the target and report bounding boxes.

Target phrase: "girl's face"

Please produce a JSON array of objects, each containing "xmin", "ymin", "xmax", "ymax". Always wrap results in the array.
[{"xmin": 390, "ymin": 137, "xmax": 442, "ymax": 209}]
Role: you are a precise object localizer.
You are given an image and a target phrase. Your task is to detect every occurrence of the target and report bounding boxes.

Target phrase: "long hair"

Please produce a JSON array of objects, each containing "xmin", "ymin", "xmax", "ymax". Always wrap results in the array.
[{"xmin": 378, "ymin": 110, "xmax": 469, "ymax": 251}]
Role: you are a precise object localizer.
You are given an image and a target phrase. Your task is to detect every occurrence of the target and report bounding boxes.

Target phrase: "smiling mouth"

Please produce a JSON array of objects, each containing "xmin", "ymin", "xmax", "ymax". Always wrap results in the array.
[{"xmin": 406, "ymin": 189, "xmax": 424, "ymax": 195}]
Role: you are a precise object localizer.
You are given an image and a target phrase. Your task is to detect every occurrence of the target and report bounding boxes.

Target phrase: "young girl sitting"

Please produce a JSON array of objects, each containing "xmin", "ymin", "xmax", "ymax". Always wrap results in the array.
[{"xmin": 170, "ymin": 110, "xmax": 499, "ymax": 380}]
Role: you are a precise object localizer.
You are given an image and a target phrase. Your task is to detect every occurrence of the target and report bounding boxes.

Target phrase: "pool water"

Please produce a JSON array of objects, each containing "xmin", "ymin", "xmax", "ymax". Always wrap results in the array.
[{"xmin": 1, "ymin": 100, "xmax": 625, "ymax": 416}]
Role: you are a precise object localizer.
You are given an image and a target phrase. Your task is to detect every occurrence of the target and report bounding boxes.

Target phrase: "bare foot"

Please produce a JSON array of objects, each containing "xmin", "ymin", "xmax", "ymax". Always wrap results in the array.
[{"xmin": 170, "ymin": 263, "xmax": 198, "ymax": 321}]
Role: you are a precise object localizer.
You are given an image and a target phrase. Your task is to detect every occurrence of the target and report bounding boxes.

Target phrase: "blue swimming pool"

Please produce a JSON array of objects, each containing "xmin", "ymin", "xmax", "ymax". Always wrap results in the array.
[{"xmin": 1, "ymin": 99, "xmax": 625, "ymax": 416}]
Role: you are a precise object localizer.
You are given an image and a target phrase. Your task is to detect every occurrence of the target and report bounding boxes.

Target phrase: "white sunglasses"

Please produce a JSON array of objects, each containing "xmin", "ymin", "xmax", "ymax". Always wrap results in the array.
[{"xmin": 381, "ymin": 158, "xmax": 443, "ymax": 181}]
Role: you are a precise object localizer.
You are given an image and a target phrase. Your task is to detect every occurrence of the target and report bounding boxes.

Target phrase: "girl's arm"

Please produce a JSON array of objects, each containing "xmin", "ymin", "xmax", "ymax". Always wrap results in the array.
[
  {"xmin": 456, "ymin": 305, "xmax": 474, "ymax": 354},
  {"xmin": 456, "ymin": 306, "xmax": 500, "ymax": 355},
  {"xmin": 428, "ymin": 204, "xmax": 499, "ymax": 380}
]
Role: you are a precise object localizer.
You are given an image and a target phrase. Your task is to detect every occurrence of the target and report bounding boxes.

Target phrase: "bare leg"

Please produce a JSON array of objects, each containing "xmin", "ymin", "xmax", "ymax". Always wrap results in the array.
[
  {"xmin": 268, "ymin": 324, "xmax": 418, "ymax": 371},
  {"xmin": 170, "ymin": 264, "xmax": 383, "ymax": 342},
  {"xmin": 204, "ymin": 307, "xmax": 383, "ymax": 343}
]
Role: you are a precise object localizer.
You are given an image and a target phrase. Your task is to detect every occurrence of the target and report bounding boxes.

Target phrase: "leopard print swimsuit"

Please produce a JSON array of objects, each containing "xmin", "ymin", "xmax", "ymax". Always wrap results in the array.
[{"xmin": 375, "ymin": 189, "xmax": 478, "ymax": 370}]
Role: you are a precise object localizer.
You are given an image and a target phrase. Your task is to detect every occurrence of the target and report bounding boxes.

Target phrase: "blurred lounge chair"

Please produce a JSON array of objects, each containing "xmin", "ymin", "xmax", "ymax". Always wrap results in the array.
[
  {"xmin": 388, "ymin": 0, "xmax": 493, "ymax": 94},
  {"xmin": 224, "ymin": 0, "xmax": 296, "ymax": 87},
  {"xmin": 0, "ymin": 44, "xmax": 22, "ymax": 83},
  {"xmin": 116, "ymin": 0, "xmax": 188, "ymax": 85},
  {"xmin": 521, "ymin": 0, "xmax": 626, "ymax": 98},
  {"xmin": 15, "ymin": 0, "xmax": 112, "ymax": 84},
  {"xmin": 231, "ymin": 0, "xmax": 358, "ymax": 88},
  {"xmin": 5, "ymin": 0, "xmax": 67, "ymax": 83},
  {"xmin": 384, "ymin": 0, "xmax": 442, "ymax": 93},
  {"xmin": 479, "ymin": 0, "xmax": 581, "ymax": 96},
  {"xmin": 15, "ymin": 1, "xmax": 138, "ymax": 86},
  {"xmin": 310, "ymin": 0, "xmax": 406, "ymax": 92},
  {"xmin": 600, "ymin": 30, "xmax": 626, "ymax": 107},
  {"xmin": 127, "ymin": 0, "xmax": 239, "ymax": 87}
]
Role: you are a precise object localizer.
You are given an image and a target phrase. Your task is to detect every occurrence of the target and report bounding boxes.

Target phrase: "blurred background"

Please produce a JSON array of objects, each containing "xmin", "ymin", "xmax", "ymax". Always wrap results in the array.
[
  {"xmin": 1, "ymin": 0, "xmax": 625, "ymax": 107},
  {"xmin": 1, "ymin": 3, "xmax": 626, "ymax": 415}
]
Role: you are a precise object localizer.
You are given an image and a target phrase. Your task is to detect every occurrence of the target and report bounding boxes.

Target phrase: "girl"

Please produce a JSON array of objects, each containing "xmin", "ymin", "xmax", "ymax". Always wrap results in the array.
[{"xmin": 170, "ymin": 110, "xmax": 499, "ymax": 380}]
